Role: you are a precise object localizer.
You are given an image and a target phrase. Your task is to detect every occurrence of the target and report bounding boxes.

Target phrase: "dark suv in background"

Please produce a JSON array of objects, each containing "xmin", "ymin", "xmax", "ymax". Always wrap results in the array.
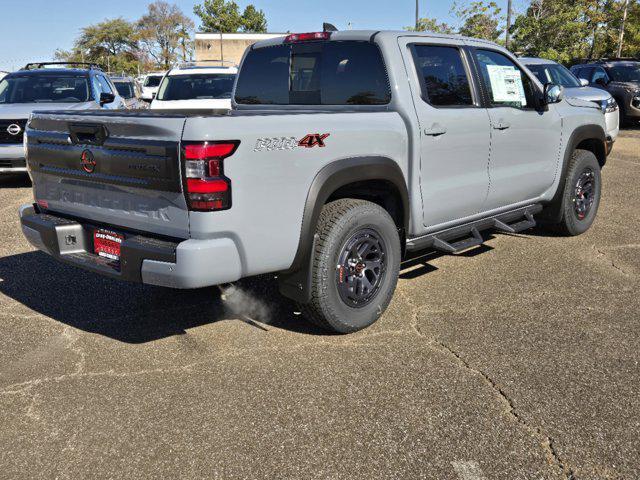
[{"xmin": 571, "ymin": 59, "xmax": 640, "ymax": 125}]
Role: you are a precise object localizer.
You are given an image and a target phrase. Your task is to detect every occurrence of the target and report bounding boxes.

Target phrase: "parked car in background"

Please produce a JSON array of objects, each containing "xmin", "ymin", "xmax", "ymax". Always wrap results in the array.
[
  {"xmin": 150, "ymin": 63, "xmax": 237, "ymax": 110},
  {"xmin": 0, "ymin": 62, "xmax": 124, "ymax": 174},
  {"xmin": 111, "ymin": 76, "xmax": 144, "ymax": 109},
  {"xmin": 522, "ymin": 57, "xmax": 619, "ymax": 145},
  {"xmin": 570, "ymin": 59, "xmax": 640, "ymax": 125},
  {"xmin": 21, "ymin": 31, "xmax": 608, "ymax": 333},
  {"xmin": 140, "ymin": 73, "xmax": 166, "ymax": 102}
]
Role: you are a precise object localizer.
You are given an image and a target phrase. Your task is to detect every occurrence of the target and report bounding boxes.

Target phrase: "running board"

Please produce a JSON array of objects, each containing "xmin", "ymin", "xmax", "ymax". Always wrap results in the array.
[
  {"xmin": 432, "ymin": 227, "xmax": 483, "ymax": 254},
  {"xmin": 406, "ymin": 204, "xmax": 542, "ymax": 253},
  {"xmin": 493, "ymin": 211, "xmax": 536, "ymax": 234}
]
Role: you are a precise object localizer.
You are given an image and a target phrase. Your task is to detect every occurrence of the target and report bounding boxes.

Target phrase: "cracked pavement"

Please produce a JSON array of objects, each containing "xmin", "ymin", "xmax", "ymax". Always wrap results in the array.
[{"xmin": 1, "ymin": 129, "xmax": 639, "ymax": 479}]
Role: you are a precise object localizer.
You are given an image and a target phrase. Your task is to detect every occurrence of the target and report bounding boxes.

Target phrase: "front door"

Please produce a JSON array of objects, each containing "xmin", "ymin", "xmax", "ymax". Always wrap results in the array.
[
  {"xmin": 472, "ymin": 48, "xmax": 562, "ymax": 210},
  {"xmin": 400, "ymin": 39, "xmax": 491, "ymax": 228}
]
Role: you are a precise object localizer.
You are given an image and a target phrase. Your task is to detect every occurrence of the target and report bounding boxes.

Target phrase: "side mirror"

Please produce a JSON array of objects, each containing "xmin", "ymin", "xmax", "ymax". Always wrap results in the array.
[
  {"xmin": 151, "ymin": 92, "xmax": 157, "ymax": 99},
  {"xmin": 579, "ymin": 78, "xmax": 589, "ymax": 87},
  {"xmin": 544, "ymin": 83, "xmax": 564, "ymax": 104},
  {"xmin": 99, "ymin": 92, "xmax": 115, "ymax": 106}
]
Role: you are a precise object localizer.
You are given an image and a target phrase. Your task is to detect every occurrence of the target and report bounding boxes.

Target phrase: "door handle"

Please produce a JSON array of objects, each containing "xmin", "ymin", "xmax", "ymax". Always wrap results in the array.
[
  {"xmin": 424, "ymin": 123, "xmax": 447, "ymax": 136},
  {"xmin": 493, "ymin": 120, "xmax": 511, "ymax": 130}
]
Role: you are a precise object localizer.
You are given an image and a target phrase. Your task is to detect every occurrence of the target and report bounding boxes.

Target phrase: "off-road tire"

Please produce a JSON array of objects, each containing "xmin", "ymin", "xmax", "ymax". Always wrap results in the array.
[
  {"xmin": 302, "ymin": 199, "xmax": 401, "ymax": 333},
  {"xmin": 542, "ymin": 149, "xmax": 602, "ymax": 236}
]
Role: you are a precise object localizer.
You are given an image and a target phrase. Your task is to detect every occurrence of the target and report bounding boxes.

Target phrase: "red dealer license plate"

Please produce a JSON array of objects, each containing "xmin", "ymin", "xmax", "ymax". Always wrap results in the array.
[{"xmin": 93, "ymin": 229, "xmax": 124, "ymax": 263}]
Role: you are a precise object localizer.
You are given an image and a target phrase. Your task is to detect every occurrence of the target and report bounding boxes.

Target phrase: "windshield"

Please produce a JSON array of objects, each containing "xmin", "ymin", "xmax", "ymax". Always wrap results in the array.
[
  {"xmin": 114, "ymin": 81, "xmax": 135, "ymax": 99},
  {"xmin": 608, "ymin": 64, "xmax": 640, "ymax": 82},
  {"xmin": 0, "ymin": 75, "xmax": 91, "ymax": 104},
  {"xmin": 144, "ymin": 75, "xmax": 163, "ymax": 87},
  {"xmin": 157, "ymin": 73, "xmax": 236, "ymax": 101},
  {"xmin": 526, "ymin": 63, "xmax": 581, "ymax": 88}
]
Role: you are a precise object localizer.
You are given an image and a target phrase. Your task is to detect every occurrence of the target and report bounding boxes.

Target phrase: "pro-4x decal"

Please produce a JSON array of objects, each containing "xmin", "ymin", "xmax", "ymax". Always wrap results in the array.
[{"xmin": 298, "ymin": 133, "xmax": 330, "ymax": 148}]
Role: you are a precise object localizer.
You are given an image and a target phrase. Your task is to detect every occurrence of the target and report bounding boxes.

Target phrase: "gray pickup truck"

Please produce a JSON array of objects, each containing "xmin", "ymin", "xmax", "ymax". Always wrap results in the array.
[{"xmin": 20, "ymin": 31, "xmax": 608, "ymax": 333}]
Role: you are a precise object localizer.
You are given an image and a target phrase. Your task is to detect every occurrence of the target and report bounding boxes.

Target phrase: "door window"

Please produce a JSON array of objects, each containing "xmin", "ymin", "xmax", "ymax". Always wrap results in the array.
[
  {"xmin": 97, "ymin": 75, "xmax": 114, "ymax": 94},
  {"xmin": 591, "ymin": 67, "xmax": 610, "ymax": 84},
  {"xmin": 411, "ymin": 45, "xmax": 474, "ymax": 106},
  {"xmin": 475, "ymin": 49, "xmax": 536, "ymax": 109}
]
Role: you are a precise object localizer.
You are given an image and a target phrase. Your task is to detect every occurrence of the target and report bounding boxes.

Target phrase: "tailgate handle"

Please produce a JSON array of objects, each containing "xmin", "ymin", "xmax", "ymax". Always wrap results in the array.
[{"xmin": 68, "ymin": 123, "xmax": 109, "ymax": 146}]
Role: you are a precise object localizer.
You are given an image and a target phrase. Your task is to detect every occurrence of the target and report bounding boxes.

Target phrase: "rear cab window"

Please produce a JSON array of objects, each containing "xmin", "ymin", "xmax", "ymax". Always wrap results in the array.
[{"xmin": 235, "ymin": 41, "xmax": 391, "ymax": 106}]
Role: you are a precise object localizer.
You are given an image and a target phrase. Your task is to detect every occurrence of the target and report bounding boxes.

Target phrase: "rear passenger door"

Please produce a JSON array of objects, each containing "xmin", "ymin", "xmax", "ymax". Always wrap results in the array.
[
  {"xmin": 471, "ymin": 48, "xmax": 562, "ymax": 210},
  {"xmin": 400, "ymin": 39, "xmax": 491, "ymax": 228}
]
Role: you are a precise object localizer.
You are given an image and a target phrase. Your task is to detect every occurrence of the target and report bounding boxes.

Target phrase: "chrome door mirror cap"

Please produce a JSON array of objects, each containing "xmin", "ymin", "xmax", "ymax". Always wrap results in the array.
[{"xmin": 579, "ymin": 78, "xmax": 589, "ymax": 87}]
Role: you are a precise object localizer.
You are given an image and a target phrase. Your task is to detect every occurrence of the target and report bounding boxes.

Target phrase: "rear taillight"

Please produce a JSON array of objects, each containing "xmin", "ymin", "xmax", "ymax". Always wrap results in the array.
[{"xmin": 182, "ymin": 141, "xmax": 239, "ymax": 211}]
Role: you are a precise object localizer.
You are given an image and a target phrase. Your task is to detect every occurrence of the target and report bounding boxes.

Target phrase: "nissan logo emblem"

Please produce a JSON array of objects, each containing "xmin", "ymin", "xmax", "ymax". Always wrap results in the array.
[
  {"xmin": 80, "ymin": 149, "xmax": 96, "ymax": 174},
  {"xmin": 6, "ymin": 124, "xmax": 21, "ymax": 136}
]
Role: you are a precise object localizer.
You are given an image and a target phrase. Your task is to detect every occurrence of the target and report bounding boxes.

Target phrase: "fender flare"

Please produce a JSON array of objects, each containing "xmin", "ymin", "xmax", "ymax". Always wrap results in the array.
[
  {"xmin": 278, "ymin": 156, "xmax": 409, "ymax": 303},
  {"xmin": 542, "ymin": 123, "xmax": 606, "ymax": 223}
]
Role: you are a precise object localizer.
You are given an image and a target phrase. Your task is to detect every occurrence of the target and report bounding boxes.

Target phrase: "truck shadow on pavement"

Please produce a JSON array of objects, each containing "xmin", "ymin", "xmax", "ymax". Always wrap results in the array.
[
  {"xmin": 0, "ymin": 251, "xmax": 326, "ymax": 343},
  {"xmin": 0, "ymin": 174, "xmax": 31, "ymax": 188}
]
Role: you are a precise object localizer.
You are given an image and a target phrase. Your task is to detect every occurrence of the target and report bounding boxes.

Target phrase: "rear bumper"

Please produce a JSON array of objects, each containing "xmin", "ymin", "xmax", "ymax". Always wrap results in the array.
[
  {"xmin": 19, "ymin": 205, "xmax": 242, "ymax": 289},
  {"xmin": 0, "ymin": 144, "xmax": 27, "ymax": 173}
]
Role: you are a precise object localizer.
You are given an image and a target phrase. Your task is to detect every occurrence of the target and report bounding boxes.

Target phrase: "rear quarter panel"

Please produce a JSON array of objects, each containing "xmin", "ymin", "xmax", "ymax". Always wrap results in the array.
[{"xmin": 183, "ymin": 112, "xmax": 408, "ymax": 276}]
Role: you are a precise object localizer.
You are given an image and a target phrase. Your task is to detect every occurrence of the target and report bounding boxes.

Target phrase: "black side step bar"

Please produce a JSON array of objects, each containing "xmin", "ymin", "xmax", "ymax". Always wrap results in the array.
[
  {"xmin": 406, "ymin": 204, "xmax": 542, "ymax": 253},
  {"xmin": 432, "ymin": 227, "xmax": 483, "ymax": 254}
]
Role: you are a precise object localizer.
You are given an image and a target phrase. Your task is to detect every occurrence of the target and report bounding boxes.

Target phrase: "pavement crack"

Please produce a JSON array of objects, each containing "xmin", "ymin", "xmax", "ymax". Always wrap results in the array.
[
  {"xmin": 592, "ymin": 245, "xmax": 630, "ymax": 276},
  {"xmin": 434, "ymin": 340, "xmax": 576, "ymax": 480}
]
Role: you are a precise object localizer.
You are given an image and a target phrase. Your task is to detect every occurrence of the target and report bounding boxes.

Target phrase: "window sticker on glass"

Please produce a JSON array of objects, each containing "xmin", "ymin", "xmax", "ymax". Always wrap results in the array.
[{"xmin": 486, "ymin": 65, "xmax": 527, "ymax": 107}]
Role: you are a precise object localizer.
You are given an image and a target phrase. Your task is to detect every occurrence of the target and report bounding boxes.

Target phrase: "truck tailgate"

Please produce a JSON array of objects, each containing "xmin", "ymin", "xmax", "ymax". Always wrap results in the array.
[{"xmin": 26, "ymin": 111, "xmax": 190, "ymax": 239}]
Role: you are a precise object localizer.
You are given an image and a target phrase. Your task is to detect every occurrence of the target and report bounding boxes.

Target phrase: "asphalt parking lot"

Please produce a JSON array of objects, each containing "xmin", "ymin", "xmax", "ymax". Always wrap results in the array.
[{"xmin": 0, "ymin": 129, "xmax": 639, "ymax": 480}]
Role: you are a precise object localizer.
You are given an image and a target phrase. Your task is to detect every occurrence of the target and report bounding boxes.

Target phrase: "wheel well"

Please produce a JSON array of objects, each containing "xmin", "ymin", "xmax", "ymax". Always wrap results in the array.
[
  {"xmin": 326, "ymin": 180, "xmax": 405, "ymax": 234},
  {"xmin": 576, "ymin": 138, "xmax": 606, "ymax": 167}
]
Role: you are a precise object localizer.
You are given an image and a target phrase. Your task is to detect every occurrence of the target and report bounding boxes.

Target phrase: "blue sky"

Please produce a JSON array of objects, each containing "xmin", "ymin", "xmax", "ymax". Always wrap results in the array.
[{"xmin": 0, "ymin": 0, "xmax": 505, "ymax": 71}]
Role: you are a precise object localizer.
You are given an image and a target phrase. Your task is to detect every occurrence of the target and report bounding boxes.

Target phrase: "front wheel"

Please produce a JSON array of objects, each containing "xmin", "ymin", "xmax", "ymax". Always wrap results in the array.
[
  {"xmin": 542, "ymin": 149, "xmax": 602, "ymax": 236},
  {"xmin": 303, "ymin": 199, "xmax": 401, "ymax": 333}
]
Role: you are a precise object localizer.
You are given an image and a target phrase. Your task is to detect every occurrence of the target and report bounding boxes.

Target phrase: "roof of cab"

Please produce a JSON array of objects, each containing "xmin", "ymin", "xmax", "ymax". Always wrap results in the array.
[
  {"xmin": 519, "ymin": 57, "xmax": 560, "ymax": 66},
  {"xmin": 251, "ymin": 30, "xmax": 502, "ymax": 49}
]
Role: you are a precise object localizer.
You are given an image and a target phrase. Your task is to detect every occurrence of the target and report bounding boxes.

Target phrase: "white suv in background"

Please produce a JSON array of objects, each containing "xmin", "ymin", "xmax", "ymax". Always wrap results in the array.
[
  {"xmin": 521, "ymin": 57, "xmax": 620, "ymax": 145},
  {"xmin": 150, "ymin": 63, "xmax": 237, "ymax": 110},
  {"xmin": 140, "ymin": 72, "xmax": 166, "ymax": 102}
]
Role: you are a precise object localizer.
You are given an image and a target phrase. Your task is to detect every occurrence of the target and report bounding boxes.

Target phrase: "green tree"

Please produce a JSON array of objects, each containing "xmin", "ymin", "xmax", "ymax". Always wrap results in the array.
[
  {"xmin": 137, "ymin": 1, "xmax": 194, "ymax": 69},
  {"xmin": 241, "ymin": 5, "xmax": 268, "ymax": 32},
  {"xmin": 406, "ymin": 17, "xmax": 454, "ymax": 34},
  {"xmin": 54, "ymin": 17, "xmax": 142, "ymax": 74},
  {"xmin": 194, "ymin": 0, "xmax": 268, "ymax": 33},
  {"xmin": 454, "ymin": 1, "xmax": 504, "ymax": 42},
  {"xmin": 511, "ymin": 0, "xmax": 595, "ymax": 62}
]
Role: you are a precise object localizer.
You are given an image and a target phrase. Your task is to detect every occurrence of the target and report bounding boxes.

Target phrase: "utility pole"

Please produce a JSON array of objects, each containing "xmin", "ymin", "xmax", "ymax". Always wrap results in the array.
[
  {"xmin": 505, "ymin": 0, "xmax": 513, "ymax": 49},
  {"xmin": 220, "ymin": 31, "xmax": 224, "ymax": 64},
  {"xmin": 415, "ymin": 0, "xmax": 419, "ymax": 29},
  {"xmin": 617, "ymin": 0, "xmax": 630, "ymax": 57}
]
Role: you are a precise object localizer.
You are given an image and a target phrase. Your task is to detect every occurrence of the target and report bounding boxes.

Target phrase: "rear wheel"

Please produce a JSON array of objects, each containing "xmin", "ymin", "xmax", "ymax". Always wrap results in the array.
[
  {"xmin": 541, "ymin": 149, "xmax": 601, "ymax": 236},
  {"xmin": 303, "ymin": 199, "xmax": 401, "ymax": 333}
]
